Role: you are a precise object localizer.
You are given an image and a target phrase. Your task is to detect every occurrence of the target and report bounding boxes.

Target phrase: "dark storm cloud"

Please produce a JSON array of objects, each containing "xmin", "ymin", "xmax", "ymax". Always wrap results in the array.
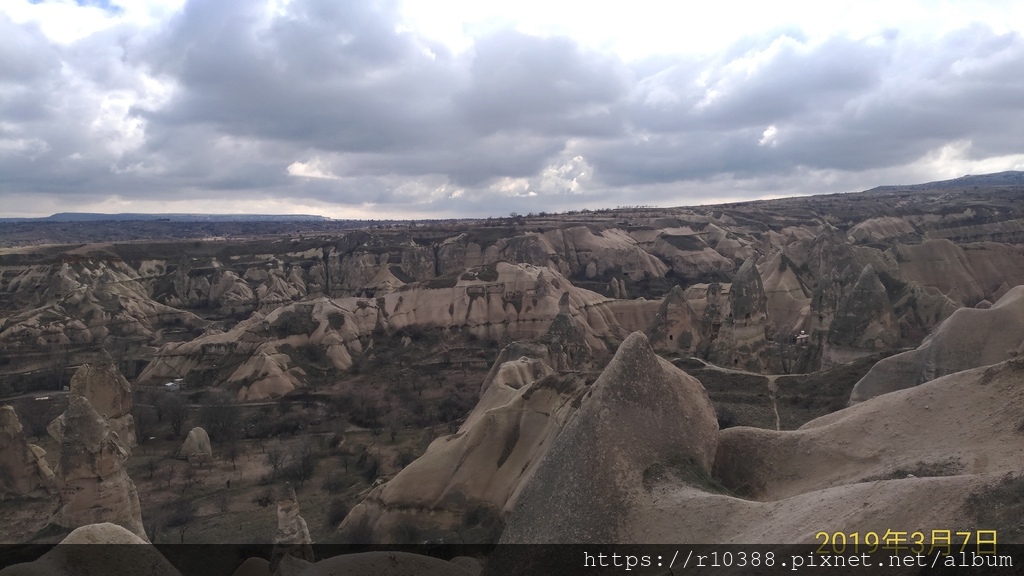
[
  {"xmin": 124, "ymin": 0, "xmax": 627, "ymax": 201},
  {"xmin": 585, "ymin": 26, "xmax": 1024, "ymax": 187},
  {"xmin": 454, "ymin": 30, "xmax": 627, "ymax": 137},
  {"xmin": 137, "ymin": 0, "xmax": 461, "ymax": 154},
  {"xmin": 627, "ymin": 34, "xmax": 887, "ymax": 133},
  {"xmin": 0, "ymin": 14, "xmax": 133, "ymax": 198},
  {"xmin": 3, "ymin": 0, "xmax": 1024, "ymax": 216}
]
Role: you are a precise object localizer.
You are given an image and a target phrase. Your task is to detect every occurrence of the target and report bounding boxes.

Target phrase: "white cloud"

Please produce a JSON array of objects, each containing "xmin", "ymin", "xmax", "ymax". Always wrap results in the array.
[
  {"xmin": 2, "ymin": 0, "xmax": 1024, "ymax": 218},
  {"xmin": 759, "ymin": 125, "xmax": 779, "ymax": 146},
  {"xmin": 287, "ymin": 158, "xmax": 341, "ymax": 180}
]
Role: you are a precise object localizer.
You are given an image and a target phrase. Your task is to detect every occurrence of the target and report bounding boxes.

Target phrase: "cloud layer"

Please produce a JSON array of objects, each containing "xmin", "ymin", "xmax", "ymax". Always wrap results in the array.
[{"xmin": 2, "ymin": 0, "xmax": 1024, "ymax": 217}]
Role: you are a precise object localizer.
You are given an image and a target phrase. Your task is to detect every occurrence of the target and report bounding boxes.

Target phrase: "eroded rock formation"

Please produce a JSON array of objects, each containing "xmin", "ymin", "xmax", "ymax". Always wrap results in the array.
[
  {"xmin": 68, "ymin": 363, "xmax": 136, "ymax": 450},
  {"xmin": 849, "ymin": 284, "xmax": 1024, "ymax": 403},
  {"xmin": 0, "ymin": 523, "xmax": 180, "ymax": 576},
  {"xmin": 0, "ymin": 405, "xmax": 55, "ymax": 499},
  {"xmin": 339, "ymin": 318, "xmax": 592, "ymax": 543},
  {"xmin": 271, "ymin": 484, "xmax": 314, "ymax": 573},
  {"xmin": 47, "ymin": 395, "xmax": 146, "ymax": 539},
  {"xmin": 824, "ymin": 264, "xmax": 899, "ymax": 365},
  {"xmin": 500, "ymin": 332, "xmax": 719, "ymax": 543},
  {"xmin": 176, "ymin": 427, "xmax": 213, "ymax": 465}
]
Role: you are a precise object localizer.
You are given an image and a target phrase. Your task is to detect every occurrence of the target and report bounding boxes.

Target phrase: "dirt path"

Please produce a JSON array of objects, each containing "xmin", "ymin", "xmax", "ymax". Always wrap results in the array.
[{"xmin": 685, "ymin": 357, "xmax": 783, "ymax": 431}]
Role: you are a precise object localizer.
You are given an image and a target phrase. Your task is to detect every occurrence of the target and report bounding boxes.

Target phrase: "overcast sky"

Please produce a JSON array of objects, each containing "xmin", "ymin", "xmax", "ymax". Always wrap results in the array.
[{"xmin": 2, "ymin": 0, "xmax": 1024, "ymax": 219}]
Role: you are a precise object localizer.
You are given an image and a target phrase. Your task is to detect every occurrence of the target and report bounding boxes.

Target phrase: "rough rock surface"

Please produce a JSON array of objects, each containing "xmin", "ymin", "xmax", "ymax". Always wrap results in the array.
[
  {"xmin": 271, "ymin": 484, "xmax": 315, "ymax": 573},
  {"xmin": 340, "ymin": 359, "xmax": 584, "ymax": 543},
  {"xmin": 281, "ymin": 552, "xmax": 473, "ymax": 576},
  {"xmin": 68, "ymin": 362, "xmax": 136, "ymax": 449},
  {"xmin": 0, "ymin": 523, "xmax": 180, "ymax": 576},
  {"xmin": 500, "ymin": 332, "xmax": 718, "ymax": 543},
  {"xmin": 0, "ymin": 405, "xmax": 55, "ymax": 499},
  {"xmin": 47, "ymin": 395, "xmax": 146, "ymax": 540},
  {"xmin": 642, "ymin": 357, "xmax": 1024, "ymax": 548},
  {"xmin": 759, "ymin": 251, "xmax": 812, "ymax": 337},
  {"xmin": 176, "ymin": 427, "xmax": 213, "ymax": 464},
  {"xmin": 849, "ymin": 284, "xmax": 1024, "ymax": 403},
  {"xmin": 647, "ymin": 285, "xmax": 701, "ymax": 354},
  {"xmin": 824, "ymin": 264, "xmax": 898, "ymax": 365},
  {"xmin": 339, "ymin": 311, "xmax": 607, "ymax": 543},
  {"xmin": 729, "ymin": 257, "xmax": 768, "ymax": 324},
  {"xmin": 141, "ymin": 263, "xmax": 628, "ymax": 400}
]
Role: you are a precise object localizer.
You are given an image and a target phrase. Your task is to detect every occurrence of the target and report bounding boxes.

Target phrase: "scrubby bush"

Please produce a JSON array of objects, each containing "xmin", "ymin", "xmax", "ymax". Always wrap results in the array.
[{"xmin": 326, "ymin": 499, "xmax": 350, "ymax": 528}]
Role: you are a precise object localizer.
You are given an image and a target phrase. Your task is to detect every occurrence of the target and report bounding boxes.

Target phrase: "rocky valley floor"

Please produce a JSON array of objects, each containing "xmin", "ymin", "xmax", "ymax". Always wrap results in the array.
[{"xmin": 2, "ymin": 175, "xmax": 1024, "ymax": 574}]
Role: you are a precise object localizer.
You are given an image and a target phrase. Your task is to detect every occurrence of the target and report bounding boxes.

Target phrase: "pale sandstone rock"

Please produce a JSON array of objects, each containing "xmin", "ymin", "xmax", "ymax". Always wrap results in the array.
[
  {"xmin": 176, "ymin": 427, "xmax": 213, "ymax": 465},
  {"xmin": 647, "ymin": 285, "xmax": 701, "ymax": 354},
  {"xmin": 824, "ymin": 264, "xmax": 899, "ymax": 365},
  {"xmin": 48, "ymin": 395, "xmax": 146, "ymax": 540},
  {"xmin": 68, "ymin": 363, "xmax": 136, "ymax": 450},
  {"xmin": 0, "ymin": 405, "xmax": 55, "ymax": 499},
  {"xmin": 271, "ymin": 484, "xmax": 315, "ymax": 573},
  {"xmin": 849, "ymin": 284, "xmax": 1024, "ymax": 403},
  {"xmin": 339, "ymin": 366, "xmax": 584, "ymax": 544},
  {"xmin": 0, "ymin": 523, "xmax": 180, "ymax": 576},
  {"xmin": 500, "ymin": 332, "xmax": 718, "ymax": 543}
]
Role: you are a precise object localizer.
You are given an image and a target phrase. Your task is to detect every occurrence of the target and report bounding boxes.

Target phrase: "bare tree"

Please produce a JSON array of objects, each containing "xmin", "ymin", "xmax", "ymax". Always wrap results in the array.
[
  {"xmin": 146, "ymin": 458, "xmax": 159, "ymax": 481},
  {"xmin": 14, "ymin": 400, "xmax": 55, "ymax": 440},
  {"xmin": 198, "ymin": 391, "xmax": 241, "ymax": 443},
  {"xmin": 158, "ymin": 393, "xmax": 189, "ymax": 438},
  {"xmin": 283, "ymin": 437, "xmax": 320, "ymax": 489},
  {"xmin": 182, "ymin": 465, "xmax": 197, "ymax": 493},
  {"xmin": 266, "ymin": 446, "xmax": 284, "ymax": 480},
  {"xmin": 163, "ymin": 466, "xmax": 177, "ymax": 490},
  {"xmin": 387, "ymin": 413, "xmax": 401, "ymax": 443},
  {"xmin": 133, "ymin": 405, "xmax": 152, "ymax": 444},
  {"xmin": 47, "ymin": 343, "xmax": 69, "ymax": 390},
  {"xmin": 165, "ymin": 498, "xmax": 198, "ymax": 543},
  {"xmin": 224, "ymin": 440, "xmax": 242, "ymax": 471},
  {"xmin": 216, "ymin": 492, "xmax": 231, "ymax": 513},
  {"xmin": 145, "ymin": 510, "xmax": 167, "ymax": 543}
]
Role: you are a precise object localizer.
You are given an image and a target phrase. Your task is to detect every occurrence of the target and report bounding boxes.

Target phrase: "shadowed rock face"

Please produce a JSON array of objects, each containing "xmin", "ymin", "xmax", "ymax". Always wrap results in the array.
[
  {"xmin": 176, "ymin": 427, "xmax": 213, "ymax": 465},
  {"xmin": 0, "ymin": 523, "xmax": 181, "ymax": 576},
  {"xmin": 340, "ymin": 333, "xmax": 588, "ymax": 543},
  {"xmin": 337, "ymin": 308, "xmax": 609, "ymax": 544},
  {"xmin": 730, "ymin": 258, "xmax": 767, "ymax": 324},
  {"xmin": 0, "ymin": 406, "xmax": 55, "ymax": 499},
  {"xmin": 271, "ymin": 484, "xmax": 314, "ymax": 573},
  {"xmin": 647, "ymin": 285, "xmax": 700, "ymax": 354},
  {"xmin": 47, "ymin": 395, "xmax": 146, "ymax": 540},
  {"xmin": 500, "ymin": 332, "xmax": 718, "ymax": 543},
  {"xmin": 849, "ymin": 284, "xmax": 1024, "ymax": 404},
  {"xmin": 825, "ymin": 264, "xmax": 899, "ymax": 365},
  {"xmin": 68, "ymin": 363, "xmax": 136, "ymax": 450}
]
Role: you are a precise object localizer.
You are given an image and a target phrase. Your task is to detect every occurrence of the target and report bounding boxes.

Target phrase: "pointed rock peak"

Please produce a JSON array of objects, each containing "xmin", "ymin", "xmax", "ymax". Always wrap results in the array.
[
  {"xmin": 735, "ymin": 257, "xmax": 757, "ymax": 279},
  {"xmin": 50, "ymin": 394, "xmax": 108, "ymax": 447},
  {"xmin": 657, "ymin": 285, "xmax": 688, "ymax": 313},
  {"xmin": 0, "ymin": 405, "xmax": 22, "ymax": 434},
  {"xmin": 281, "ymin": 482, "xmax": 298, "ymax": 504},
  {"xmin": 544, "ymin": 313, "xmax": 586, "ymax": 345},
  {"xmin": 273, "ymin": 483, "xmax": 315, "ymax": 570},
  {"xmin": 730, "ymin": 257, "xmax": 767, "ymax": 320},
  {"xmin": 857, "ymin": 263, "xmax": 877, "ymax": 282},
  {"xmin": 499, "ymin": 331, "xmax": 718, "ymax": 543},
  {"xmin": 596, "ymin": 332, "xmax": 661, "ymax": 399},
  {"xmin": 70, "ymin": 363, "xmax": 132, "ymax": 411},
  {"xmin": 558, "ymin": 291, "xmax": 570, "ymax": 307},
  {"xmin": 850, "ymin": 264, "xmax": 887, "ymax": 296}
]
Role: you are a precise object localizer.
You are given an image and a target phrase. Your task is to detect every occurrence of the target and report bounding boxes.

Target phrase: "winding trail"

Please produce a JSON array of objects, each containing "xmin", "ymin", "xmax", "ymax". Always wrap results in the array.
[{"xmin": 680, "ymin": 357, "xmax": 783, "ymax": 431}]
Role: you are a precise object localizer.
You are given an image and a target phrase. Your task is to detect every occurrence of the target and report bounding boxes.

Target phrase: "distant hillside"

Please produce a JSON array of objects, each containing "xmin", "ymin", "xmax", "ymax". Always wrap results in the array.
[
  {"xmin": 0, "ymin": 212, "xmax": 331, "ymax": 223},
  {"xmin": 867, "ymin": 170, "xmax": 1024, "ymax": 192}
]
